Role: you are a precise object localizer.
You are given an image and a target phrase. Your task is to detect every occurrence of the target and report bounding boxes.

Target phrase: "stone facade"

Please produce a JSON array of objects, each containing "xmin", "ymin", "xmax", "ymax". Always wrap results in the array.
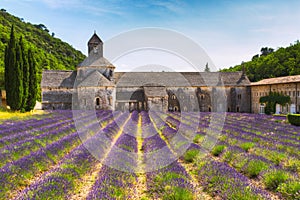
[
  {"xmin": 41, "ymin": 33, "xmax": 252, "ymax": 113},
  {"xmin": 251, "ymin": 75, "xmax": 300, "ymax": 114}
]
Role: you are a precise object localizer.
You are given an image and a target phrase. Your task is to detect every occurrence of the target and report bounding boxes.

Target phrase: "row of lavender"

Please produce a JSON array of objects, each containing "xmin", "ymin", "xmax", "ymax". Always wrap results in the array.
[
  {"xmin": 0, "ymin": 110, "xmax": 115, "ymax": 199},
  {"xmin": 167, "ymin": 111, "xmax": 300, "ymax": 200},
  {"xmin": 85, "ymin": 111, "xmax": 197, "ymax": 199},
  {"xmin": 1, "ymin": 110, "xmax": 299, "ymax": 199}
]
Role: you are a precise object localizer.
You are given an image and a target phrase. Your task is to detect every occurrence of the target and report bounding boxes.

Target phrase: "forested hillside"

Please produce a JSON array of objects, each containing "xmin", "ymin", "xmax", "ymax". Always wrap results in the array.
[
  {"xmin": 221, "ymin": 41, "xmax": 300, "ymax": 82},
  {"xmin": 0, "ymin": 9, "xmax": 86, "ymax": 89}
]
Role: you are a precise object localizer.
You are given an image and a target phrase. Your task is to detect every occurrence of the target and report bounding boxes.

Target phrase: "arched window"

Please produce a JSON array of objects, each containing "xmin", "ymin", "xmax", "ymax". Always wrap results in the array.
[
  {"xmin": 208, "ymin": 107, "xmax": 211, "ymax": 112},
  {"xmin": 96, "ymin": 97, "xmax": 100, "ymax": 106},
  {"xmin": 172, "ymin": 95, "xmax": 176, "ymax": 100},
  {"xmin": 174, "ymin": 106, "xmax": 179, "ymax": 112}
]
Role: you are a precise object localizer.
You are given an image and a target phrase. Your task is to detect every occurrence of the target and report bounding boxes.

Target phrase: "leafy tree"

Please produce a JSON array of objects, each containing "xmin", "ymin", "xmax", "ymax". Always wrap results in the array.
[
  {"xmin": 221, "ymin": 41, "xmax": 300, "ymax": 82},
  {"xmin": 252, "ymin": 54, "xmax": 259, "ymax": 61},
  {"xmin": 260, "ymin": 47, "xmax": 274, "ymax": 56}
]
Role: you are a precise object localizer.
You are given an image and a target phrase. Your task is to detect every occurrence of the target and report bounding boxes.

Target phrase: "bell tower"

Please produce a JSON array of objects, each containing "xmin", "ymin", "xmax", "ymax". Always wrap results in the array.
[{"xmin": 88, "ymin": 31, "xmax": 103, "ymax": 57}]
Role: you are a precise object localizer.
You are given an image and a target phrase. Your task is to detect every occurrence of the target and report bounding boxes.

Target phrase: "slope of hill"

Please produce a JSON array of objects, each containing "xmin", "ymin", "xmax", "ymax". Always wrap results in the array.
[
  {"xmin": 221, "ymin": 41, "xmax": 300, "ymax": 82},
  {"xmin": 0, "ymin": 9, "xmax": 86, "ymax": 89}
]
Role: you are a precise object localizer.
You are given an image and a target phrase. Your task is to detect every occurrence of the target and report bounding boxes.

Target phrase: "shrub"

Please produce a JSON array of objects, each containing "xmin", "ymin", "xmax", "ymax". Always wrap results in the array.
[
  {"xmin": 270, "ymin": 152, "xmax": 286, "ymax": 166},
  {"xmin": 193, "ymin": 134, "xmax": 204, "ymax": 144},
  {"xmin": 277, "ymin": 180, "xmax": 300, "ymax": 200},
  {"xmin": 262, "ymin": 169, "xmax": 290, "ymax": 191},
  {"xmin": 287, "ymin": 114, "xmax": 300, "ymax": 126},
  {"xmin": 183, "ymin": 149, "xmax": 199, "ymax": 163},
  {"xmin": 240, "ymin": 142, "xmax": 255, "ymax": 152},
  {"xmin": 162, "ymin": 187, "xmax": 193, "ymax": 200},
  {"xmin": 282, "ymin": 158, "xmax": 300, "ymax": 173},
  {"xmin": 232, "ymin": 154, "xmax": 249, "ymax": 172},
  {"xmin": 211, "ymin": 145, "xmax": 226, "ymax": 156},
  {"xmin": 243, "ymin": 160, "xmax": 268, "ymax": 178},
  {"xmin": 222, "ymin": 150, "xmax": 234, "ymax": 163}
]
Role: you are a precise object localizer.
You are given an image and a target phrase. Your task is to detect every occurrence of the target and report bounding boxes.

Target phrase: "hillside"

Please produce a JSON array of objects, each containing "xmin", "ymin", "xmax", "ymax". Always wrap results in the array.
[
  {"xmin": 221, "ymin": 41, "xmax": 300, "ymax": 82},
  {"xmin": 0, "ymin": 9, "xmax": 86, "ymax": 90}
]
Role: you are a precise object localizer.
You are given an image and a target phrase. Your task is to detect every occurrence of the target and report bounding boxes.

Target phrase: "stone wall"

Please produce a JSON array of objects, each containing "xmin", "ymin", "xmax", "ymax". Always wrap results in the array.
[
  {"xmin": 251, "ymin": 83, "xmax": 300, "ymax": 113},
  {"xmin": 42, "ymin": 89, "xmax": 73, "ymax": 110},
  {"xmin": 74, "ymin": 86, "xmax": 115, "ymax": 110}
]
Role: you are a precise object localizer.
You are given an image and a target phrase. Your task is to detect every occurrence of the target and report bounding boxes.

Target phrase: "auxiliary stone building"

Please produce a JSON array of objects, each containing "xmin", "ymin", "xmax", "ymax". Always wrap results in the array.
[
  {"xmin": 251, "ymin": 75, "xmax": 300, "ymax": 114},
  {"xmin": 41, "ymin": 33, "xmax": 252, "ymax": 113}
]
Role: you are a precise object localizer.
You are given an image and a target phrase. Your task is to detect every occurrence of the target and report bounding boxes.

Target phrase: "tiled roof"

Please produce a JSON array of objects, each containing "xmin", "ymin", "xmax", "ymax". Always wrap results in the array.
[
  {"xmin": 144, "ymin": 86, "xmax": 168, "ymax": 97},
  {"xmin": 76, "ymin": 70, "xmax": 114, "ymax": 87},
  {"xmin": 251, "ymin": 75, "xmax": 300, "ymax": 86},
  {"xmin": 88, "ymin": 33, "xmax": 103, "ymax": 44},
  {"xmin": 42, "ymin": 70, "xmax": 250, "ymax": 89},
  {"xmin": 78, "ymin": 53, "xmax": 115, "ymax": 68},
  {"xmin": 41, "ymin": 70, "xmax": 76, "ymax": 88},
  {"xmin": 114, "ymin": 72, "xmax": 250, "ymax": 87}
]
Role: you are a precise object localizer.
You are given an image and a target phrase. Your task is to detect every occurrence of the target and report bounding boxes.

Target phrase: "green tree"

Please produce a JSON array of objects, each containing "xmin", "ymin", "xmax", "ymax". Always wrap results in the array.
[
  {"xmin": 14, "ymin": 33, "xmax": 24, "ymax": 110},
  {"xmin": 20, "ymin": 36, "xmax": 29, "ymax": 110},
  {"xmin": 26, "ymin": 49, "xmax": 37, "ymax": 111},
  {"xmin": 4, "ymin": 26, "xmax": 15, "ymax": 108},
  {"xmin": 221, "ymin": 41, "xmax": 300, "ymax": 82},
  {"xmin": 260, "ymin": 47, "xmax": 274, "ymax": 56},
  {"xmin": 5, "ymin": 26, "xmax": 23, "ymax": 110}
]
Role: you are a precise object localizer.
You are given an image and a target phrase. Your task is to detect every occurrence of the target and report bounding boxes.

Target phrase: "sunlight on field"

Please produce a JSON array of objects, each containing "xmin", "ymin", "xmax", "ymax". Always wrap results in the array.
[{"xmin": 0, "ymin": 109, "xmax": 45, "ymax": 121}]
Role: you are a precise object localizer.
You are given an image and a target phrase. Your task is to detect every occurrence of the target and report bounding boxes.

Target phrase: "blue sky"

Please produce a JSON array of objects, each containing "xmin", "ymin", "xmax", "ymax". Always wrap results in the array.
[{"xmin": 1, "ymin": 0, "xmax": 300, "ymax": 71}]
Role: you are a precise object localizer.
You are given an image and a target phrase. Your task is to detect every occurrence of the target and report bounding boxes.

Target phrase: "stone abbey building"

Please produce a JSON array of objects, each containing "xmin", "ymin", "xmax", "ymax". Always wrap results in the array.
[{"xmin": 41, "ymin": 33, "xmax": 252, "ymax": 112}]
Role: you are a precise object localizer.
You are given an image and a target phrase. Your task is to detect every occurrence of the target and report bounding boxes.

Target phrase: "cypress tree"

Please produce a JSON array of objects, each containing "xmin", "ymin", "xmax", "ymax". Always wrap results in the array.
[
  {"xmin": 4, "ymin": 26, "xmax": 17, "ymax": 110},
  {"xmin": 26, "ymin": 49, "xmax": 37, "ymax": 111},
  {"xmin": 4, "ymin": 45, "xmax": 10, "ymax": 105},
  {"xmin": 4, "ymin": 26, "xmax": 24, "ymax": 111},
  {"xmin": 13, "ymin": 38, "xmax": 23, "ymax": 110},
  {"xmin": 20, "ymin": 36, "xmax": 29, "ymax": 110}
]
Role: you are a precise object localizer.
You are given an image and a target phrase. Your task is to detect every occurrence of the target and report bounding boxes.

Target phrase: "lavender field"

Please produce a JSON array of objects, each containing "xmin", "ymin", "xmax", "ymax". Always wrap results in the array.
[{"xmin": 0, "ymin": 110, "xmax": 299, "ymax": 200}]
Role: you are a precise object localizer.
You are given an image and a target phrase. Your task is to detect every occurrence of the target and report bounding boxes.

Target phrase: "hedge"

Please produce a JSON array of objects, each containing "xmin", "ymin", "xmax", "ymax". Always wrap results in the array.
[{"xmin": 287, "ymin": 114, "xmax": 300, "ymax": 126}]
